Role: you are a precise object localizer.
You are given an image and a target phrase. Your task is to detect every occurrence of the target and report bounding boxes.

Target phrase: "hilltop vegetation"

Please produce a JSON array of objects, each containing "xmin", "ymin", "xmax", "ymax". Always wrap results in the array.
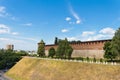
[
  {"xmin": 0, "ymin": 49, "xmax": 29, "ymax": 69},
  {"xmin": 38, "ymin": 38, "xmax": 73, "ymax": 59},
  {"xmin": 6, "ymin": 57, "xmax": 120, "ymax": 80},
  {"xmin": 104, "ymin": 28, "xmax": 120, "ymax": 61},
  {"xmin": 0, "ymin": 49, "xmax": 21, "ymax": 69}
]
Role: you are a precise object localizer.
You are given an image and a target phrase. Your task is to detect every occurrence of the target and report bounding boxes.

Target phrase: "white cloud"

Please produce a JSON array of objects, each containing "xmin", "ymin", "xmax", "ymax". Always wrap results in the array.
[
  {"xmin": 67, "ymin": 37, "xmax": 77, "ymax": 41},
  {"xmin": 82, "ymin": 31, "xmax": 95, "ymax": 36},
  {"xmin": 23, "ymin": 23, "xmax": 32, "ymax": 26},
  {"xmin": 99, "ymin": 27, "xmax": 115, "ymax": 35},
  {"xmin": 69, "ymin": 22, "xmax": 75, "ymax": 24},
  {"xmin": 11, "ymin": 32, "xmax": 19, "ymax": 35},
  {"xmin": 83, "ymin": 30, "xmax": 114, "ymax": 41},
  {"xmin": 0, "ymin": 24, "xmax": 10, "ymax": 34},
  {"xmin": 11, "ymin": 17, "xmax": 17, "ymax": 20},
  {"xmin": 0, "ymin": 6, "xmax": 8, "ymax": 17},
  {"xmin": 12, "ymin": 36, "xmax": 39, "ymax": 42},
  {"xmin": 64, "ymin": 27, "xmax": 115, "ymax": 42},
  {"xmin": 76, "ymin": 20, "xmax": 81, "ymax": 24},
  {"xmin": 20, "ymin": 37, "xmax": 38, "ymax": 42},
  {"xmin": 82, "ymin": 27, "xmax": 115, "ymax": 41},
  {"xmin": 0, "ymin": 37, "xmax": 25, "ymax": 44},
  {"xmin": 0, "ymin": 6, "xmax": 5, "ymax": 13},
  {"xmin": 65, "ymin": 17, "xmax": 71, "ymax": 21},
  {"xmin": 85, "ymin": 33, "xmax": 114, "ymax": 41},
  {"xmin": 69, "ymin": 5, "xmax": 81, "ymax": 24},
  {"xmin": 0, "ymin": 38, "xmax": 9, "ymax": 41},
  {"xmin": 85, "ymin": 34, "xmax": 105, "ymax": 41},
  {"xmin": 61, "ymin": 29, "xmax": 69, "ymax": 33},
  {"xmin": 0, "ymin": 6, "xmax": 17, "ymax": 20},
  {"xmin": 0, "ymin": 24, "xmax": 19, "ymax": 35},
  {"xmin": 66, "ymin": 33, "xmax": 111, "ymax": 42}
]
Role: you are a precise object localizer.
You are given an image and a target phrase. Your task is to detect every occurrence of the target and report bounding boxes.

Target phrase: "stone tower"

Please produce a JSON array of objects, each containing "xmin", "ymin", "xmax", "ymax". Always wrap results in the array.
[{"xmin": 6, "ymin": 44, "xmax": 14, "ymax": 50}]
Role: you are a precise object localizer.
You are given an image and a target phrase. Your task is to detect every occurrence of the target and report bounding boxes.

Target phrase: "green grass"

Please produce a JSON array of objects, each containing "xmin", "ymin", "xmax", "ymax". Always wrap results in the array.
[{"xmin": 6, "ymin": 57, "xmax": 120, "ymax": 80}]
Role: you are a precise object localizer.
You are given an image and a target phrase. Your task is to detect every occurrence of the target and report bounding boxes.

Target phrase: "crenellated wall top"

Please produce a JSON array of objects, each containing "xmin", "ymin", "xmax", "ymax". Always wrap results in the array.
[{"xmin": 40, "ymin": 39, "xmax": 111, "ymax": 50}]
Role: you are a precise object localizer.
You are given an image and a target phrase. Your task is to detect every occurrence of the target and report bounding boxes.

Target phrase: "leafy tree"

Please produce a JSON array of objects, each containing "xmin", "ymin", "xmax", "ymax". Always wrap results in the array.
[
  {"xmin": 111, "ymin": 28, "xmax": 120, "ymax": 60},
  {"xmin": 65, "ymin": 46, "xmax": 73, "ymax": 59},
  {"xmin": 37, "ymin": 40, "xmax": 45, "ymax": 57},
  {"xmin": 103, "ymin": 41, "xmax": 115, "ymax": 61},
  {"xmin": 0, "ymin": 49, "xmax": 21, "ymax": 69},
  {"xmin": 56, "ymin": 38, "xmax": 73, "ymax": 59},
  {"xmin": 56, "ymin": 40, "xmax": 65, "ymax": 58},
  {"xmin": 64, "ymin": 39, "xmax": 73, "ymax": 59},
  {"xmin": 54, "ymin": 37, "xmax": 59, "ymax": 45},
  {"xmin": 93, "ymin": 57, "xmax": 96, "ymax": 62},
  {"xmin": 16, "ymin": 50, "xmax": 28, "ymax": 56},
  {"xmin": 86, "ymin": 57, "xmax": 89, "ymax": 61},
  {"xmin": 100, "ymin": 58, "xmax": 103, "ymax": 62},
  {"xmin": 48, "ymin": 47, "xmax": 56, "ymax": 58},
  {"xmin": 69, "ymin": 40, "xmax": 81, "ymax": 44}
]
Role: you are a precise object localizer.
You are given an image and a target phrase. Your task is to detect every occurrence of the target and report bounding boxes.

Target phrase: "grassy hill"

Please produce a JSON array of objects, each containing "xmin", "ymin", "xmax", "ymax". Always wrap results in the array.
[{"xmin": 6, "ymin": 57, "xmax": 120, "ymax": 80}]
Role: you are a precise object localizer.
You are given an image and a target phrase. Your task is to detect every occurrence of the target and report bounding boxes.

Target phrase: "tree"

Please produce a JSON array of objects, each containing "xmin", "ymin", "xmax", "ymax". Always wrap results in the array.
[
  {"xmin": 16, "ymin": 50, "xmax": 28, "ymax": 56},
  {"xmin": 111, "ymin": 28, "xmax": 120, "ymax": 60},
  {"xmin": 103, "ymin": 41, "xmax": 115, "ymax": 61},
  {"xmin": 69, "ymin": 40, "xmax": 81, "ymax": 44},
  {"xmin": 56, "ymin": 38, "xmax": 73, "ymax": 58},
  {"xmin": 48, "ymin": 47, "xmax": 56, "ymax": 58},
  {"xmin": 54, "ymin": 37, "xmax": 58, "ymax": 45},
  {"xmin": 37, "ymin": 40, "xmax": 45, "ymax": 57},
  {"xmin": 64, "ymin": 38, "xmax": 73, "ymax": 59},
  {"xmin": 0, "ymin": 49, "xmax": 21, "ymax": 69},
  {"xmin": 65, "ymin": 46, "xmax": 73, "ymax": 59},
  {"xmin": 56, "ymin": 40, "xmax": 65, "ymax": 58}
]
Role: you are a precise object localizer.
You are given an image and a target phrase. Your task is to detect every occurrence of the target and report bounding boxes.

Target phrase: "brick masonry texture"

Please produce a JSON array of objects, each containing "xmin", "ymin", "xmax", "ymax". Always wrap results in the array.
[{"xmin": 39, "ymin": 39, "xmax": 111, "ymax": 59}]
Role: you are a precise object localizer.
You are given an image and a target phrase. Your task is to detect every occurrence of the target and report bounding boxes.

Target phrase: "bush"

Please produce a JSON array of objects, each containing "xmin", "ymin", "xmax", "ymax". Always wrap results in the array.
[
  {"xmin": 56, "ymin": 38, "xmax": 73, "ymax": 59},
  {"xmin": 16, "ymin": 50, "xmax": 28, "ymax": 56},
  {"xmin": 0, "ymin": 60, "xmax": 6, "ymax": 69},
  {"xmin": 0, "ymin": 49, "xmax": 22, "ymax": 69},
  {"xmin": 48, "ymin": 47, "xmax": 56, "ymax": 58},
  {"xmin": 93, "ymin": 57, "xmax": 96, "ymax": 62},
  {"xmin": 86, "ymin": 57, "xmax": 89, "ymax": 61},
  {"xmin": 100, "ymin": 58, "xmax": 103, "ymax": 62},
  {"xmin": 76, "ymin": 57, "xmax": 84, "ymax": 61}
]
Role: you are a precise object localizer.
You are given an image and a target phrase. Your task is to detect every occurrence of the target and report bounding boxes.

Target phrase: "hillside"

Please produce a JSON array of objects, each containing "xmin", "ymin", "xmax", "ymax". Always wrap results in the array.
[{"xmin": 6, "ymin": 57, "xmax": 120, "ymax": 80}]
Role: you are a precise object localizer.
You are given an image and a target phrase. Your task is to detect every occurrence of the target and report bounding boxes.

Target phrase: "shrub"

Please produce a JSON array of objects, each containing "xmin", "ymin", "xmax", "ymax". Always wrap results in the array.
[
  {"xmin": 100, "ymin": 58, "xmax": 103, "ymax": 62},
  {"xmin": 76, "ymin": 57, "xmax": 83, "ymax": 61},
  {"xmin": 86, "ymin": 57, "xmax": 89, "ymax": 61},
  {"xmin": 48, "ymin": 47, "xmax": 56, "ymax": 58},
  {"xmin": 93, "ymin": 57, "xmax": 96, "ymax": 62},
  {"xmin": 0, "ymin": 49, "xmax": 22, "ymax": 69}
]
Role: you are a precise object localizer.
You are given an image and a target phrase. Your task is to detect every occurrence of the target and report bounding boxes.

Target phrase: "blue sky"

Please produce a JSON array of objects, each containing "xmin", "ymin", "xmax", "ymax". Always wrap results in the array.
[{"xmin": 0, "ymin": 0, "xmax": 120, "ymax": 50}]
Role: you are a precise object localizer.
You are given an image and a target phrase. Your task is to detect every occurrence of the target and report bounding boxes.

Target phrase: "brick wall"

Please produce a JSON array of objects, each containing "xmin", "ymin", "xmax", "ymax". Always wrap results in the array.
[
  {"xmin": 70, "ymin": 40, "xmax": 105, "ymax": 50},
  {"xmin": 40, "ymin": 39, "xmax": 111, "ymax": 58}
]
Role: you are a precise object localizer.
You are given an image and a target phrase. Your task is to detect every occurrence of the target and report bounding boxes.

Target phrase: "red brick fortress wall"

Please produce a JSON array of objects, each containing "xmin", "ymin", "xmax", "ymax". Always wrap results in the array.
[
  {"xmin": 44, "ymin": 39, "xmax": 111, "ymax": 58},
  {"xmin": 70, "ymin": 40, "xmax": 109, "ymax": 50},
  {"xmin": 45, "ymin": 45, "xmax": 58, "ymax": 50}
]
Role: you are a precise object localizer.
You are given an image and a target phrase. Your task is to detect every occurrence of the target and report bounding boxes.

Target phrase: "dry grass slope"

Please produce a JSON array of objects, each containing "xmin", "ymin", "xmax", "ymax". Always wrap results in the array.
[{"xmin": 6, "ymin": 57, "xmax": 120, "ymax": 80}]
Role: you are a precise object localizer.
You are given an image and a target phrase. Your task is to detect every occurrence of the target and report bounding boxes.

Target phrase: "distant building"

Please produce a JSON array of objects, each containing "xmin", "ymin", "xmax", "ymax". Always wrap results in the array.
[
  {"xmin": 6, "ymin": 44, "xmax": 14, "ymax": 50},
  {"xmin": 27, "ymin": 50, "xmax": 37, "ymax": 54}
]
